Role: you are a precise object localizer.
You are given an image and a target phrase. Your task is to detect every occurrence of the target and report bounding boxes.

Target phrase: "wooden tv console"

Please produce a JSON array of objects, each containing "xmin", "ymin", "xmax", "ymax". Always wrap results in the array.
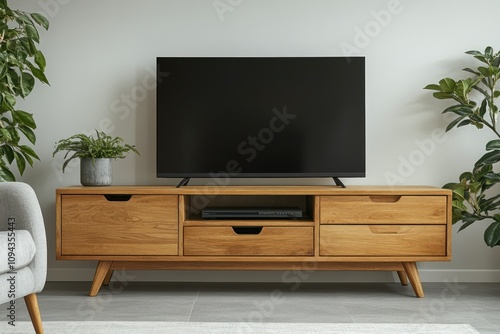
[{"xmin": 55, "ymin": 185, "xmax": 451, "ymax": 298}]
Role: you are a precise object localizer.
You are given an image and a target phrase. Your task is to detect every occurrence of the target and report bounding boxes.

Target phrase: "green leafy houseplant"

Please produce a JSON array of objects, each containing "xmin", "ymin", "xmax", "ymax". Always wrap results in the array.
[
  {"xmin": 425, "ymin": 46, "xmax": 500, "ymax": 247},
  {"xmin": 53, "ymin": 130, "xmax": 140, "ymax": 172},
  {"xmin": 0, "ymin": 0, "xmax": 49, "ymax": 181}
]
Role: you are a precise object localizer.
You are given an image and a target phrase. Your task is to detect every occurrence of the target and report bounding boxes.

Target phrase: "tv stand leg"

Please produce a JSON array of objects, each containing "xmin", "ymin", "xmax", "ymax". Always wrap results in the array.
[
  {"xmin": 333, "ymin": 177, "xmax": 346, "ymax": 188},
  {"xmin": 89, "ymin": 261, "xmax": 112, "ymax": 296},
  {"xmin": 102, "ymin": 269, "xmax": 114, "ymax": 286},
  {"xmin": 176, "ymin": 178, "xmax": 190, "ymax": 188},
  {"xmin": 402, "ymin": 262, "xmax": 424, "ymax": 298},
  {"xmin": 396, "ymin": 270, "xmax": 408, "ymax": 286}
]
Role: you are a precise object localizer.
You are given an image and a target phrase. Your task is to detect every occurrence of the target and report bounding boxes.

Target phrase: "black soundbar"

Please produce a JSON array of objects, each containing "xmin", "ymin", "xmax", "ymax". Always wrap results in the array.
[{"xmin": 202, "ymin": 207, "xmax": 303, "ymax": 219}]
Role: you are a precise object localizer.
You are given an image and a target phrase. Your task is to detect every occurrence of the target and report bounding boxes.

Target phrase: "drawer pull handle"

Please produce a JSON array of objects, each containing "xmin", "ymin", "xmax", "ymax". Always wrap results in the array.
[
  {"xmin": 369, "ymin": 195, "xmax": 401, "ymax": 203},
  {"xmin": 104, "ymin": 194, "xmax": 132, "ymax": 201},
  {"xmin": 232, "ymin": 227, "xmax": 263, "ymax": 235},
  {"xmin": 369, "ymin": 226, "xmax": 406, "ymax": 234}
]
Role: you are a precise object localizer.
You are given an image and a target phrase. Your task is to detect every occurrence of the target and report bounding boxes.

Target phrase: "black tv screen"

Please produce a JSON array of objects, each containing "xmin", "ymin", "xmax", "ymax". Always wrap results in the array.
[{"xmin": 156, "ymin": 57, "xmax": 365, "ymax": 180}]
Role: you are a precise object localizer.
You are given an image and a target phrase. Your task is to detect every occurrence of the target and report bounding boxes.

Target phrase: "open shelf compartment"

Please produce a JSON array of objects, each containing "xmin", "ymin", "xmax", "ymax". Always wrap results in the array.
[{"xmin": 181, "ymin": 194, "xmax": 317, "ymax": 226}]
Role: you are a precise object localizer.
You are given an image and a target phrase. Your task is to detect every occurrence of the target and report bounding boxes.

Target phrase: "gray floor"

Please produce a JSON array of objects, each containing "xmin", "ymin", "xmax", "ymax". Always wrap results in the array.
[{"xmin": 11, "ymin": 281, "xmax": 500, "ymax": 333}]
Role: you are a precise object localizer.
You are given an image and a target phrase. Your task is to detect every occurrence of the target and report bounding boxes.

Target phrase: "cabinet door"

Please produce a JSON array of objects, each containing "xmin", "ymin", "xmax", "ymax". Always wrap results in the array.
[
  {"xmin": 320, "ymin": 195, "xmax": 446, "ymax": 224},
  {"xmin": 61, "ymin": 195, "xmax": 178, "ymax": 256},
  {"xmin": 184, "ymin": 226, "xmax": 313, "ymax": 256},
  {"xmin": 320, "ymin": 225, "xmax": 446, "ymax": 256}
]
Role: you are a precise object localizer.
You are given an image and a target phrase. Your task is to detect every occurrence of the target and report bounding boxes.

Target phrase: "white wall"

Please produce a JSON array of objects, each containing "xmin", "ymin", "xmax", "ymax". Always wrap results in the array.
[{"xmin": 15, "ymin": 0, "xmax": 500, "ymax": 282}]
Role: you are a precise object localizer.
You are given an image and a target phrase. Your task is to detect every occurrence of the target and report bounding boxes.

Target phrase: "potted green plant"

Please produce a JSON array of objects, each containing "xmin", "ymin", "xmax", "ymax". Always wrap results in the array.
[
  {"xmin": 53, "ymin": 130, "xmax": 140, "ymax": 186},
  {"xmin": 425, "ymin": 46, "xmax": 500, "ymax": 247},
  {"xmin": 0, "ymin": 0, "xmax": 49, "ymax": 181}
]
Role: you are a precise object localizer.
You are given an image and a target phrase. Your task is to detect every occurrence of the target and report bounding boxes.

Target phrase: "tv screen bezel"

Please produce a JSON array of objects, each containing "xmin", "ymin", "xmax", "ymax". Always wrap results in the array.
[{"xmin": 156, "ymin": 56, "xmax": 366, "ymax": 180}]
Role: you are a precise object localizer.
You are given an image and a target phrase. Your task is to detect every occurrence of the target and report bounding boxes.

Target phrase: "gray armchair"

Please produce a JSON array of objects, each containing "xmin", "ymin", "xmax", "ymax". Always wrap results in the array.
[{"xmin": 0, "ymin": 182, "xmax": 47, "ymax": 334}]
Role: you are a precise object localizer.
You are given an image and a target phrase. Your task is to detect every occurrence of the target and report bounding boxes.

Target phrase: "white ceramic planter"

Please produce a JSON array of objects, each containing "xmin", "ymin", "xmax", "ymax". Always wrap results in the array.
[{"xmin": 80, "ymin": 158, "xmax": 112, "ymax": 186}]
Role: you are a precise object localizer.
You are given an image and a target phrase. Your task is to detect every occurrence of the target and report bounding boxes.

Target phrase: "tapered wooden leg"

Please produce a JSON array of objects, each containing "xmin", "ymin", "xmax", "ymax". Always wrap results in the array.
[
  {"xmin": 102, "ymin": 269, "xmax": 114, "ymax": 286},
  {"xmin": 24, "ymin": 293, "xmax": 44, "ymax": 334},
  {"xmin": 89, "ymin": 261, "xmax": 113, "ymax": 296},
  {"xmin": 402, "ymin": 262, "xmax": 424, "ymax": 298},
  {"xmin": 397, "ymin": 270, "xmax": 408, "ymax": 286}
]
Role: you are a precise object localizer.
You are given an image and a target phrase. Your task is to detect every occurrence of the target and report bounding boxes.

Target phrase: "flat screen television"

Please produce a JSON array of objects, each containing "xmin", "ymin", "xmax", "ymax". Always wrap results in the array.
[{"xmin": 156, "ymin": 56, "xmax": 365, "ymax": 184}]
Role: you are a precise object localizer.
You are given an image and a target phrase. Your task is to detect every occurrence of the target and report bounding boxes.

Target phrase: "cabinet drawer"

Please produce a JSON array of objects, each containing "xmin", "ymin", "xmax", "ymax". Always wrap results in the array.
[
  {"xmin": 184, "ymin": 226, "xmax": 313, "ymax": 256},
  {"xmin": 320, "ymin": 196, "xmax": 446, "ymax": 224},
  {"xmin": 320, "ymin": 225, "xmax": 446, "ymax": 256},
  {"xmin": 61, "ymin": 194, "xmax": 178, "ymax": 256}
]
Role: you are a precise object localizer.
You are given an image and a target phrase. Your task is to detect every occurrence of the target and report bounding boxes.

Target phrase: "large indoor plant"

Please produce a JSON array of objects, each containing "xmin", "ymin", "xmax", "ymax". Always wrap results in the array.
[
  {"xmin": 0, "ymin": 0, "xmax": 49, "ymax": 181},
  {"xmin": 53, "ymin": 130, "xmax": 139, "ymax": 186},
  {"xmin": 425, "ymin": 46, "xmax": 500, "ymax": 247}
]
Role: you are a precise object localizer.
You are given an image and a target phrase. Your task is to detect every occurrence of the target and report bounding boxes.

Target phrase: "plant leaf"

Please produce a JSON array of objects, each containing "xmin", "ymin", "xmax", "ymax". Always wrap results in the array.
[
  {"xmin": 459, "ymin": 172, "xmax": 473, "ymax": 181},
  {"xmin": 0, "ymin": 128, "xmax": 12, "ymax": 142},
  {"xmin": 442, "ymin": 105, "xmax": 474, "ymax": 116},
  {"xmin": 458, "ymin": 220, "xmax": 476, "ymax": 232},
  {"xmin": 445, "ymin": 116, "xmax": 465, "ymax": 132},
  {"xmin": 451, "ymin": 207, "xmax": 464, "ymax": 224},
  {"xmin": 18, "ymin": 145, "xmax": 39, "ymax": 161},
  {"xmin": 473, "ymin": 163, "xmax": 493, "ymax": 177},
  {"xmin": 34, "ymin": 50, "xmax": 46, "ymax": 70},
  {"xmin": 479, "ymin": 99, "xmax": 487, "ymax": 118},
  {"xmin": 0, "ymin": 167, "xmax": 16, "ymax": 181},
  {"xmin": 465, "ymin": 50, "xmax": 482, "ymax": 56},
  {"xmin": 30, "ymin": 13, "xmax": 49, "ymax": 30},
  {"xmin": 424, "ymin": 84, "xmax": 441, "ymax": 91},
  {"xmin": 14, "ymin": 11, "xmax": 35, "ymax": 26},
  {"xmin": 485, "ymin": 46, "xmax": 494, "ymax": 58},
  {"xmin": 24, "ymin": 24, "xmax": 40, "ymax": 44},
  {"xmin": 12, "ymin": 110, "xmax": 36, "ymax": 128},
  {"xmin": 475, "ymin": 150, "xmax": 500, "ymax": 167},
  {"xmin": 486, "ymin": 139, "xmax": 500, "ymax": 151},
  {"xmin": 2, "ymin": 145, "xmax": 14, "ymax": 163},
  {"xmin": 479, "ymin": 194, "xmax": 500, "ymax": 211},
  {"xmin": 483, "ymin": 172, "xmax": 500, "ymax": 183},
  {"xmin": 452, "ymin": 199, "xmax": 468, "ymax": 211},
  {"xmin": 463, "ymin": 67, "xmax": 480, "ymax": 76},
  {"xmin": 433, "ymin": 92, "xmax": 453, "ymax": 100},
  {"xmin": 451, "ymin": 186, "xmax": 466, "ymax": 202},
  {"xmin": 29, "ymin": 66, "xmax": 49, "ymax": 85},
  {"xmin": 0, "ymin": 63, "xmax": 7, "ymax": 80},
  {"xmin": 473, "ymin": 85, "xmax": 488, "ymax": 97},
  {"xmin": 18, "ymin": 37, "xmax": 34, "ymax": 55},
  {"xmin": 13, "ymin": 151, "xmax": 26, "ymax": 175},
  {"xmin": 439, "ymin": 78, "xmax": 456, "ymax": 93},
  {"xmin": 18, "ymin": 125, "xmax": 36, "ymax": 144},
  {"xmin": 484, "ymin": 221, "xmax": 500, "ymax": 247},
  {"xmin": 20, "ymin": 72, "xmax": 35, "ymax": 97},
  {"xmin": 457, "ymin": 119, "xmax": 472, "ymax": 127},
  {"xmin": 20, "ymin": 150, "xmax": 34, "ymax": 167},
  {"xmin": 478, "ymin": 66, "xmax": 491, "ymax": 76}
]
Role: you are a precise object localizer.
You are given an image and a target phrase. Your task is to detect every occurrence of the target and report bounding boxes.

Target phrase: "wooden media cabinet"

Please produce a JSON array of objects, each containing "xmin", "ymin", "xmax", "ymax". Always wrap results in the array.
[{"xmin": 55, "ymin": 185, "xmax": 452, "ymax": 298}]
